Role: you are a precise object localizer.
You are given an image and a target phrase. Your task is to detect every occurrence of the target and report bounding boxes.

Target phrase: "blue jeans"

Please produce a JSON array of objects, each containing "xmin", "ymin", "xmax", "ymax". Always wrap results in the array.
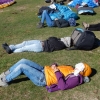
[
  {"xmin": 9, "ymin": 40, "xmax": 43, "ymax": 53},
  {"xmin": 6, "ymin": 59, "xmax": 46, "ymax": 86},
  {"xmin": 41, "ymin": 10, "xmax": 54, "ymax": 27}
]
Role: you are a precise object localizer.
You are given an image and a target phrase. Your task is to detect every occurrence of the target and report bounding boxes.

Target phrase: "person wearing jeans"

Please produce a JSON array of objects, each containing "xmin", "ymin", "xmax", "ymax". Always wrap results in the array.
[
  {"xmin": 37, "ymin": 10, "xmax": 70, "ymax": 28},
  {"xmin": 0, "ymin": 58, "xmax": 92, "ymax": 92},
  {"xmin": 40, "ymin": 10, "xmax": 55, "ymax": 27},
  {"xmin": 9, "ymin": 40, "xmax": 43, "ymax": 53},
  {"xmin": 2, "ymin": 58, "xmax": 46, "ymax": 86},
  {"xmin": 2, "ymin": 37, "xmax": 72, "ymax": 54}
]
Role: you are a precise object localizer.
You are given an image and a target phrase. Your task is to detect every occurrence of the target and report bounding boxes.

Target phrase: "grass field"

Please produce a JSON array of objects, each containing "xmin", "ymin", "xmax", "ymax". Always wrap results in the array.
[{"xmin": 0, "ymin": 0, "xmax": 100, "ymax": 100}]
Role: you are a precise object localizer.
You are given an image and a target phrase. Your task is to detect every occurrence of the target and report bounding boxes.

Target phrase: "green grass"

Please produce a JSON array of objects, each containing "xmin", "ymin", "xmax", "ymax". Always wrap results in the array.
[{"xmin": 0, "ymin": 0, "xmax": 100, "ymax": 100}]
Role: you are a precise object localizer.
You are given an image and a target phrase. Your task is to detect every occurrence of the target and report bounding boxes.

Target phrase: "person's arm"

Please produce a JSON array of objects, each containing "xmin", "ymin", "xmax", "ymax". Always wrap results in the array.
[
  {"xmin": 46, "ymin": 65, "xmax": 83, "ymax": 92},
  {"xmin": 46, "ymin": 84, "xmax": 59, "ymax": 92},
  {"xmin": 55, "ymin": 72, "xmax": 84, "ymax": 90},
  {"xmin": 51, "ymin": 65, "xmax": 67, "ymax": 90},
  {"xmin": 46, "ymin": 71, "xmax": 66, "ymax": 92}
]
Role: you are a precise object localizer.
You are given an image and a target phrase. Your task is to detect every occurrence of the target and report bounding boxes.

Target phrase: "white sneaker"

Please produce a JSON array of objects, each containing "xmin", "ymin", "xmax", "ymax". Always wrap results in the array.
[
  {"xmin": 0, "ymin": 72, "xmax": 8, "ymax": 87},
  {"xmin": 0, "ymin": 72, "xmax": 6, "ymax": 78},
  {"xmin": 0, "ymin": 77, "xmax": 8, "ymax": 87}
]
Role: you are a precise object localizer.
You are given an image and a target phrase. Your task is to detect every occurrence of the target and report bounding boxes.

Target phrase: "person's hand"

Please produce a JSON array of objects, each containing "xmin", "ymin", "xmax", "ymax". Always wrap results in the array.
[{"xmin": 51, "ymin": 64, "xmax": 59, "ymax": 72}]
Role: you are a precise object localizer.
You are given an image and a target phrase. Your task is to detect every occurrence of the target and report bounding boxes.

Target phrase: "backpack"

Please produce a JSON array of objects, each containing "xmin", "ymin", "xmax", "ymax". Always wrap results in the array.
[
  {"xmin": 68, "ymin": 18, "xmax": 76, "ymax": 26},
  {"xmin": 67, "ymin": 28, "xmax": 96, "ymax": 50}
]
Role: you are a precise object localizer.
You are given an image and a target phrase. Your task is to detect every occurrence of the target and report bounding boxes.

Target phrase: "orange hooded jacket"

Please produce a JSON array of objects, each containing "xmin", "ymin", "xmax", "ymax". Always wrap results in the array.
[{"xmin": 44, "ymin": 65, "xmax": 74, "ymax": 86}]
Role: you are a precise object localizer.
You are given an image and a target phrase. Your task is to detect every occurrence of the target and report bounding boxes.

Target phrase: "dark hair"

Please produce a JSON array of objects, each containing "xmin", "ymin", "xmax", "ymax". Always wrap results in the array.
[
  {"xmin": 45, "ymin": 0, "xmax": 51, "ymax": 3},
  {"xmin": 51, "ymin": 63, "xmax": 58, "ymax": 66}
]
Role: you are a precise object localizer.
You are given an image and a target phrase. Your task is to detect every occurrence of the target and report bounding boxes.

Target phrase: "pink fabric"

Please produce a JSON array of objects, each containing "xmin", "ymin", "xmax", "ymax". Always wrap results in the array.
[{"xmin": 95, "ymin": 0, "xmax": 98, "ymax": 3}]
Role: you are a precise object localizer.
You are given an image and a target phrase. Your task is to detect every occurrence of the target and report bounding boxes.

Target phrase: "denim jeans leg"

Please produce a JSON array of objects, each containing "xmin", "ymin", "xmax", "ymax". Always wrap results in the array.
[
  {"xmin": 9, "ymin": 59, "xmax": 44, "ymax": 72},
  {"xmin": 9, "ymin": 40, "xmax": 43, "ymax": 53},
  {"xmin": 6, "ymin": 61, "xmax": 46, "ymax": 86},
  {"xmin": 41, "ymin": 10, "xmax": 53, "ymax": 27}
]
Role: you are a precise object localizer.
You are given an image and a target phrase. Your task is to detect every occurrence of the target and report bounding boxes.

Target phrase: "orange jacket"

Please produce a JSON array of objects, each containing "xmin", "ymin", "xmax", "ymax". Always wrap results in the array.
[{"xmin": 44, "ymin": 65, "xmax": 74, "ymax": 86}]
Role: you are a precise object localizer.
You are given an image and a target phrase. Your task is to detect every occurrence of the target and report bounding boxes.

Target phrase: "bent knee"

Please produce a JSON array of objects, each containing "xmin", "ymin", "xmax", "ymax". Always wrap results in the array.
[
  {"xmin": 19, "ymin": 58, "xmax": 29, "ymax": 62},
  {"xmin": 43, "ymin": 10, "xmax": 47, "ymax": 14}
]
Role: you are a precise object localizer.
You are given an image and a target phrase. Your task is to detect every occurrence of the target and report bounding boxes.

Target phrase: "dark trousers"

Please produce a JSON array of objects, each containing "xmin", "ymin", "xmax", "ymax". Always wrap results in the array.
[{"xmin": 88, "ymin": 23, "xmax": 100, "ymax": 31}]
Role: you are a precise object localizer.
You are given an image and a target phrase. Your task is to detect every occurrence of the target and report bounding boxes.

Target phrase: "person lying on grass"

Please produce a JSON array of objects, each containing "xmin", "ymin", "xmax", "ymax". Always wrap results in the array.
[
  {"xmin": 82, "ymin": 22, "xmax": 100, "ymax": 31},
  {"xmin": 37, "ymin": 9, "xmax": 68, "ymax": 28},
  {"xmin": 2, "ymin": 37, "xmax": 71, "ymax": 54},
  {"xmin": 37, "ymin": 10, "xmax": 76, "ymax": 28},
  {"xmin": 0, "ymin": 58, "xmax": 92, "ymax": 92}
]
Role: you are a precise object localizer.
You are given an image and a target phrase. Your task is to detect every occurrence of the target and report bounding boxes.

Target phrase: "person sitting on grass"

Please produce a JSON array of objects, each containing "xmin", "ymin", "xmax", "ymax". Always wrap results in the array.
[
  {"xmin": 0, "ymin": 58, "xmax": 92, "ymax": 92},
  {"xmin": 2, "ymin": 36, "xmax": 71, "ymax": 54},
  {"xmin": 37, "ymin": 10, "xmax": 76, "ymax": 28},
  {"xmin": 82, "ymin": 22, "xmax": 100, "ymax": 31}
]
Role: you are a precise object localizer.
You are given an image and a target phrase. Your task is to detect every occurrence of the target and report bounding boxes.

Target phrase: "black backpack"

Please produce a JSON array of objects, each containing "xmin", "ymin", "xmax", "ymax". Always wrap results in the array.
[{"xmin": 67, "ymin": 28, "xmax": 96, "ymax": 50}]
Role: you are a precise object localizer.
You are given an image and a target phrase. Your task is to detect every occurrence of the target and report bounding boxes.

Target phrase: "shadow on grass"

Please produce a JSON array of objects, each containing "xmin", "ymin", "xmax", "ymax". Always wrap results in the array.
[
  {"xmin": 90, "ymin": 68, "xmax": 97, "ymax": 77},
  {"xmin": 76, "ymin": 23, "xmax": 80, "ymax": 26},
  {"xmin": 92, "ymin": 38, "xmax": 100, "ymax": 50},
  {"xmin": 9, "ymin": 77, "xmax": 29, "ymax": 85}
]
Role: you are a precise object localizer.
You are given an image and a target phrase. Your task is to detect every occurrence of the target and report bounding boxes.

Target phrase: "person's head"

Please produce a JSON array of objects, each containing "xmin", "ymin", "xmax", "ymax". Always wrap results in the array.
[
  {"xmin": 45, "ymin": 0, "xmax": 51, "ymax": 3},
  {"xmin": 51, "ymin": 63, "xmax": 58, "ymax": 67},
  {"xmin": 60, "ymin": 37, "xmax": 71, "ymax": 47},
  {"xmin": 74, "ymin": 62, "xmax": 92, "ymax": 77}
]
